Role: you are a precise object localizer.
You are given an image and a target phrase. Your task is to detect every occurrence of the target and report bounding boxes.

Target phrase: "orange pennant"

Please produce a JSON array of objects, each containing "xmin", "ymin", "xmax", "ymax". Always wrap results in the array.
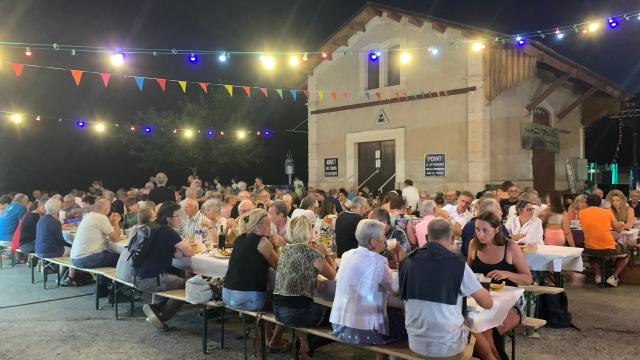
[
  {"xmin": 11, "ymin": 63, "xmax": 24, "ymax": 77},
  {"xmin": 156, "ymin": 79, "xmax": 166, "ymax": 92},
  {"xmin": 260, "ymin": 88, "xmax": 268, "ymax": 97},
  {"xmin": 178, "ymin": 81, "xmax": 187, "ymax": 93},
  {"xmin": 70, "ymin": 70, "xmax": 83, "ymax": 86},
  {"xmin": 199, "ymin": 82, "xmax": 208, "ymax": 93},
  {"xmin": 242, "ymin": 86, "xmax": 251, "ymax": 97},
  {"xmin": 303, "ymin": 90, "xmax": 309, "ymax": 99},
  {"xmin": 100, "ymin": 73, "xmax": 111, "ymax": 87},
  {"xmin": 374, "ymin": 92, "xmax": 381, "ymax": 100}
]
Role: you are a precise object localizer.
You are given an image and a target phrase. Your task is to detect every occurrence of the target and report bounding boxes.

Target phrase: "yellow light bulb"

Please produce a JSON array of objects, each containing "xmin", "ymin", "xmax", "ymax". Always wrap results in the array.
[
  {"xmin": 260, "ymin": 55, "xmax": 276, "ymax": 70},
  {"xmin": 587, "ymin": 22, "xmax": 600, "ymax": 32},
  {"xmin": 94, "ymin": 122, "xmax": 106, "ymax": 133},
  {"xmin": 236, "ymin": 130, "xmax": 246, "ymax": 140},
  {"xmin": 471, "ymin": 41, "xmax": 485, "ymax": 52},
  {"xmin": 184, "ymin": 129, "xmax": 194, "ymax": 138},
  {"xmin": 289, "ymin": 55, "xmax": 300, "ymax": 67},
  {"xmin": 9, "ymin": 113, "xmax": 23, "ymax": 124},
  {"xmin": 399, "ymin": 52, "xmax": 411, "ymax": 64}
]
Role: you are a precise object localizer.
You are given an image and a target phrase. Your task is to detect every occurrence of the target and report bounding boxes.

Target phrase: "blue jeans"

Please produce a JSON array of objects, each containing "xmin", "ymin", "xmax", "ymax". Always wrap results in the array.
[
  {"xmin": 273, "ymin": 302, "xmax": 328, "ymax": 328},
  {"xmin": 72, "ymin": 251, "xmax": 119, "ymax": 268},
  {"xmin": 222, "ymin": 288, "xmax": 266, "ymax": 311}
]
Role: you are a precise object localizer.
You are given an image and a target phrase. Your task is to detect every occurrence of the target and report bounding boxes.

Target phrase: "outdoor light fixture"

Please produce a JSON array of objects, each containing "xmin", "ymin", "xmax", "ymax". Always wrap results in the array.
[
  {"xmin": 144, "ymin": 126, "xmax": 152, "ymax": 134},
  {"xmin": 587, "ymin": 22, "xmax": 600, "ymax": 32},
  {"xmin": 24, "ymin": 47, "xmax": 32, "ymax": 57},
  {"xmin": 471, "ymin": 41, "xmax": 485, "ymax": 52},
  {"xmin": 515, "ymin": 35, "xmax": 526, "ymax": 47},
  {"xmin": 188, "ymin": 53, "xmax": 199, "ymax": 64},
  {"xmin": 236, "ymin": 130, "xmax": 247, "ymax": 140},
  {"xmin": 302, "ymin": 52, "xmax": 308, "ymax": 61},
  {"xmin": 207, "ymin": 129, "xmax": 215, "ymax": 137},
  {"xmin": 260, "ymin": 55, "xmax": 276, "ymax": 70},
  {"xmin": 427, "ymin": 47, "xmax": 439, "ymax": 56},
  {"xmin": 369, "ymin": 51, "xmax": 381, "ymax": 61},
  {"xmin": 218, "ymin": 52, "xmax": 227, "ymax": 63},
  {"xmin": 555, "ymin": 28, "xmax": 565, "ymax": 40},
  {"xmin": 184, "ymin": 129, "xmax": 194, "ymax": 138},
  {"xmin": 94, "ymin": 122, "xmax": 106, "ymax": 133},
  {"xmin": 111, "ymin": 53, "xmax": 125, "ymax": 66},
  {"xmin": 607, "ymin": 17, "xmax": 619, "ymax": 28},
  {"xmin": 262, "ymin": 129, "xmax": 272, "ymax": 137},
  {"xmin": 9, "ymin": 113, "xmax": 23, "ymax": 124},
  {"xmin": 400, "ymin": 52, "xmax": 411, "ymax": 64},
  {"xmin": 76, "ymin": 120, "xmax": 86, "ymax": 128},
  {"xmin": 289, "ymin": 55, "xmax": 300, "ymax": 67}
]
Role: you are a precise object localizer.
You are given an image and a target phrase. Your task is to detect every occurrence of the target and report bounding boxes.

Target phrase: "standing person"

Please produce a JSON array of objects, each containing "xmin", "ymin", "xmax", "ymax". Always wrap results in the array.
[
  {"xmin": 254, "ymin": 177, "xmax": 266, "ymax": 193},
  {"xmin": 496, "ymin": 181, "xmax": 514, "ymax": 201},
  {"xmin": 402, "ymin": 179, "xmax": 420, "ymax": 215},
  {"xmin": 505, "ymin": 200, "xmax": 543, "ymax": 246},
  {"xmin": 606, "ymin": 190, "xmax": 635, "ymax": 230},
  {"xmin": 401, "ymin": 218, "xmax": 494, "ymax": 359},
  {"xmin": 0, "ymin": 193, "xmax": 28, "ymax": 248},
  {"xmin": 334, "ymin": 196, "xmax": 369, "ymax": 257},
  {"xmin": 293, "ymin": 176, "xmax": 305, "ymax": 198},
  {"xmin": 580, "ymin": 195, "xmax": 628, "ymax": 286},
  {"xmin": 444, "ymin": 190, "xmax": 457, "ymax": 206},
  {"xmin": 148, "ymin": 173, "xmax": 176, "ymax": 205},
  {"xmin": 542, "ymin": 192, "xmax": 575, "ymax": 247},
  {"xmin": 70, "ymin": 199, "xmax": 122, "ymax": 268},
  {"xmin": 327, "ymin": 189, "xmax": 344, "ymax": 213},
  {"xmin": 138, "ymin": 202, "xmax": 195, "ymax": 329}
]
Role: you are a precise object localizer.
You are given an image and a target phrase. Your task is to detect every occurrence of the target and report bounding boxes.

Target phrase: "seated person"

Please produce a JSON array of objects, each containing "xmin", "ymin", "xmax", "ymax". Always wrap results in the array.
[
  {"xmin": 61, "ymin": 194, "xmax": 82, "ymax": 219},
  {"xmin": 137, "ymin": 202, "xmax": 195, "ymax": 329},
  {"xmin": 606, "ymin": 190, "xmax": 635, "ymax": 230},
  {"xmin": 19, "ymin": 198, "xmax": 47, "ymax": 253},
  {"xmin": 368, "ymin": 208, "xmax": 410, "ymax": 256},
  {"xmin": 330, "ymin": 219, "xmax": 405, "ymax": 356},
  {"xmin": 414, "ymin": 200, "xmax": 437, "ymax": 248},
  {"xmin": 505, "ymin": 199, "xmax": 543, "ymax": 246},
  {"xmin": 400, "ymin": 218, "xmax": 494, "ymax": 359},
  {"xmin": 116, "ymin": 207, "xmax": 155, "ymax": 282},
  {"xmin": 273, "ymin": 216, "xmax": 336, "ymax": 358},
  {"xmin": 222, "ymin": 208, "xmax": 286, "ymax": 350},
  {"xmin": 579, "ymin": 195, "xmax": 627, "ymax": 287},
  {"xmin": 123, "ymin": 198, "xmax": 141, "ymax": 229},
  {"xmin": 178, "ymin": 198, "xmax": 205, "ymax": 239},
  {"xmin": 461, "ymin": 198, "xmax": 509, "ymax": 257},
  {"xmin": 388, "ymin": 197, "xmax": 418, "ymax": 248},
  {"xmin": 468, "ymin": 212, "xmax": 532, "ymax": 360},
  {"xmin": 0, "ymin": 193, "xmax": 28, "ymax": 248},
  {"xmin": 70, "ymin": 198, "xmax": 122, "ymax": 268},
  {"xmin": 201, "ymin": 198, "xmax": 227, "ymax": 242}
]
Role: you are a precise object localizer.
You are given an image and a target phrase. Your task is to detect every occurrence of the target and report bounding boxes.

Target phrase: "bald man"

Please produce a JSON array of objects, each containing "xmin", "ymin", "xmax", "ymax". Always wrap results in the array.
[{"xmin": 71, "ymin": 198, "xmax": 122, "ymax": 268}]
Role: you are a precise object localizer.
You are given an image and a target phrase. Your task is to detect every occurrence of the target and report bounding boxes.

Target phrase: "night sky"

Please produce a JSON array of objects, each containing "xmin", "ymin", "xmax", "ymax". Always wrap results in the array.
[{"xmin": 0, "ymin": 0, "xmax": 638, "ymax": 193}]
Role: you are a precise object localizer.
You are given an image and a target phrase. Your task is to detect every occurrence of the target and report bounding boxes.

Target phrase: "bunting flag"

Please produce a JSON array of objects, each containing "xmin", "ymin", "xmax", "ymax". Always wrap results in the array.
[
  {"xmin": 199, "ymin": 82, "xmax": 208, "ymax": 93},
  {"xmin": 318, "ymin": 91, "xmax": 324, "ymax": 101},
  {"xmin": 330, "ymin": 91, "xmax": 337, "ymax": 101},
  {"xmin": 156, "ymin": 78, "xmax": 166, "ymax": 92},
  {"xmin": 134, "ymin": 76, "xmax": 145, "ymax": 91},
  {"xmin": 100, "ymin": 73, "xmax": 111, "ymax": 87},
  {"xmin": 395, "ymin": 92, "xmax": 400, "ymax": 101},
  {"xmin": 11, "ymin": 63, "xmax": 24, "ymax": 77},
  {"xmin": 364, "ymin": 91, "xmax": 371, "ymax": 100},
  {"xmin": 224, "ymin": 84, "xmax": 233, "ymax": 96},
  {"xmin": 443, "ymin": 90, "xmax": 449, "ymax": 96},
  {"xmin": 242, "ymin": 86, "xmax": 251, "ymax": 97},
  {"xmin": 342, "ymin": 91, "xmax": 349, "ymax": 100},
  {"xmin": 374, "ymin": 92, "xmax": 381, "ymax": 100},
  {"xmin": 289, "ymin": 90, "xmax": 297, "ymax": 101},
  {"xmin": 303, "ymin": 90, "xmax": 309, "ymax": 99},
  {"xmin": 178, "ymin": 80, "xmax": 187, "ymax": 93},
  {"xmin": 275, "ymin": 89, "xmax": 283, "ymax": 98},
  {"xmin": 260, "ymin": 87, "xmax": 268, "ymax": 97},
  {"xmin": 70, "ymin": 70, "xmax": 83, "ymax": 86}
]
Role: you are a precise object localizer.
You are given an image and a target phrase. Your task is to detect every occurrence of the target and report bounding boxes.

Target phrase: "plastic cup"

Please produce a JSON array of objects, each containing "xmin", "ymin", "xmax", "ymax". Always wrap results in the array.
[{"xmin": 386, "ymin": 238, "xmax": 398, "ymax": 250}]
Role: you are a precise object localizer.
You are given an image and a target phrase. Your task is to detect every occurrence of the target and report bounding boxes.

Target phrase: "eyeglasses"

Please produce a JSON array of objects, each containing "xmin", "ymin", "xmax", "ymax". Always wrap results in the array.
[{"xmin": 524, "ymin": 208, "xmax": 534, "ymax": 212}]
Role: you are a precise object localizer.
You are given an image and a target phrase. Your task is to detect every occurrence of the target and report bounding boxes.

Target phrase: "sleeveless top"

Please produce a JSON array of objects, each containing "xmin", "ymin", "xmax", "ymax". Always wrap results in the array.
[
  {"xmin": 224, "ymin": 233, "xmax": 270, "ymax": 292},
  {"xmin": 547, "ymin": 213, "xmax": 563, "ymax": 225},
  {"xmin": 470, "ymin": 243, "xmax": 518, "ymax": 287}
]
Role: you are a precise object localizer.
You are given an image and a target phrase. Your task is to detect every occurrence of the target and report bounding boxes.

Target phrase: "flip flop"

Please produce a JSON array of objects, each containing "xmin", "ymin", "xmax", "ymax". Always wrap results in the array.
[{"xmin": 267, "ymin": 339, "xmax": 292, "ymax": 353}]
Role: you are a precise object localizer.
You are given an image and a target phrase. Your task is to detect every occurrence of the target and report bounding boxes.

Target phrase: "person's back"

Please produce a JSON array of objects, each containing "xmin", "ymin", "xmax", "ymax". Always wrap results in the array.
[
  {"xmin": 35, "ymin": 214, "xmax": 67, "ymax": 258},
  {"xmin": 19, "ymin": 211, "xmax": 41, "ymax": 252},
  {"xmin": 224, "ymin": 232, "xmax": 270, "ymax": 292},
  {"xmin": 334, "ymin": 211, "xmax": 362, "ymax": 257},
  {"xmin": 0, "ymin": 201, "xmax": 27, "ymax": 243},
  {"xmin": 70, "ymin": 212, "xmax": 113, "ymax": 260},
  {"xmin": 134, "ymin": 224, "xmax": 180, "ymax": 278},
  {"xmin": 579, "ymin": 206, "xmax": 615, "ymax": 250},
  {"xmin": 148, "ymin": 186, "xmax": 175, "ymax": 205}
]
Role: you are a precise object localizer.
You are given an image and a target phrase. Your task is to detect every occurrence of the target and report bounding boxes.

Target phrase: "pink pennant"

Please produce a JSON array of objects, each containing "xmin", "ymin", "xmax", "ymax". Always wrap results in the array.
[
  {"xmin": 11, "ymin": 63, "xmax": 24, "ymax": 77},
  {"xmin": 260, "ymin": 88, "xmax": 268, "ymax": 97},
  {"xmin": 100, "ymin": 73, "xmax": 111, "ymax": 87},
  {"xmin": 156, "ymin": 79, "xmax": 166, "ymax": 92}
]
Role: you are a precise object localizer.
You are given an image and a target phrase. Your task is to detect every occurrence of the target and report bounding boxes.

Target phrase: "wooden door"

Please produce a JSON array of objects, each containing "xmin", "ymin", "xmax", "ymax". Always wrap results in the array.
[
  {"xmin": 358, "ymin": 140, "xmax": 396, "ymax": 194},
  {"xmin": 532, "ymin": 108, "xmax": 555, "ymax": 195}
]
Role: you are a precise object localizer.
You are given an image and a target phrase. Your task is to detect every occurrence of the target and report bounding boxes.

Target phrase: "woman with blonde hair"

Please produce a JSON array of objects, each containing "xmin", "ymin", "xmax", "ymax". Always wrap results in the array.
[
  {"xmin": 273, "ymin": 216, "xmax": 336, "ymax": 359},
  {"xmin": 606, "ymin": 190, "xmax": 635, "ymax": 230}
]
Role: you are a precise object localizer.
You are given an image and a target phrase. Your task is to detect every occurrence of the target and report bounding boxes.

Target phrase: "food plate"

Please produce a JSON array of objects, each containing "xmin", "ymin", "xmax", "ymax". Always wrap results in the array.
[
  {"xmin": 490, "ymin": 281, "xmax": 506, "ymax": 291},
  {"xmin": 210, "ymin": 248, "xmax": 233, "ymax": 258}
]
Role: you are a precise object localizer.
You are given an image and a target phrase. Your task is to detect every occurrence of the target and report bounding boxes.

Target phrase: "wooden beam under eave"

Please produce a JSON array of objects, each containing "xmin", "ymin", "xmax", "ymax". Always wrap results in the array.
[
  {"xmin": 557, "ymin": 87, "xmax": 599, "ymax": 121},
  {"xmin": 408, "ymin": 16, "xmax": 423, "ymax": 28},
  {"xmin": 432, "ymin": 22, "xmax": 447, "ymax": 33},
  {"xmin": 349, "ymin": 22, "xmax": 366, "ymax": 33},
  {"xmin": 386, "ymin": 11, "xmax": 403, "ymax": 23},
  {"xmin": 526, "ymin": 74, "xmax": 570, "ymax": 112},
  {"xmin": 332, "ymin": 35, "xmax": 350, "ymax": 48}
]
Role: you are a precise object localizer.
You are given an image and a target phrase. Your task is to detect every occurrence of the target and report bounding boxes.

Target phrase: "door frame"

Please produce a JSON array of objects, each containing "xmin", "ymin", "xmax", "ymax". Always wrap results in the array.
[{"xmin": 346, "ymin": 127, "xmax": 405, "ymax": 187}]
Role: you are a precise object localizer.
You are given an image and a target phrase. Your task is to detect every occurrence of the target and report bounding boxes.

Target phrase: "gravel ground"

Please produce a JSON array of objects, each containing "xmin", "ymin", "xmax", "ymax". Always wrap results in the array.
[{"xmin": 1, "ymin": 262, "xmax": 639, "ymax": 360}]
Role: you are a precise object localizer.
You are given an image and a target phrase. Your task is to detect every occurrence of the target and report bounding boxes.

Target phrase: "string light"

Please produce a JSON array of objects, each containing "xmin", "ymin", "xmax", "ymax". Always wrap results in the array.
[
  {"xmin": 184, "ymin": 129, "xmax": 194, "ymax": 138},
  {"xmin": 24, "ymin": 47, "xmax": 32, "ymax": 57},
  {"xmin": 587, "ymin": 22, "xmax": 601, "ymax": 32},
  {"xmin": 111, "ymin": 53, "xmax": 125, "ymax": 66},
  {"xmin": 9, "ymin": 113, "xmax": 23, "ymax": 124},
  {"xmin": 399, "ymin": 52, "xmax": 411, "ymax": 64},
  {"xmin": 218, "ymin": 52, "xmax": 227, "ymax": 63},
  {"xmin": 76, "ymin": 120, "xmax": 86, "ymax": 128},
  {"xmin": 36, "ymin": 115, "xmax": 41, "ymax": 121},
  {"xmin": 555, "ymin": 28, "xmax": 565, "ymax": 40},
  {"xmin": 130, "ymin": 126, "xmax": 136, "ymax": 132},
  {"xmin": 94, "ymin": 122, "xmax": 106, "ymax": 133},
  {"xmin": 188, "ymin": 53, "xmax": 199, "ymax": 64},
  {"xmin": 471, "ymin": 41, "xmax": 485, "ymax": 52},
  {"xmin": 219, "ymin": 131, "xmax": 224, "ymax": 136},
  {"xmin": 427, "ymin": 47, "xmax": 439, "ymax": 56},
  {"xmin": 369, "ymin": 51, "xmax": 380, "ymax": 61},
  {"xmin": 607, "ymin": 17, "xmax": 619, "ymax": 28},
  {"xmin": 515, "ymin": 35, "xmax": 526, "ymax": 47},
  {"xmin": 302, "ymin": 52, "xmax": 308, "ymax": 61},
  {"xmin": 262, "ymin": 129, "xmax": 272, "ymax": 138},
  {"xmin": 236, "ymin": 130, "xmax": 246, "ymax": 139},
  {"xmin": 288, "ymin": 55, "xmax": 300, "ymax": 67},
  {"xmin": 260, "ymin": 54, "xmax": 276, "ymax": 70},
  {"xmin": 207, "ymin": 129, "xmax": 216, "ymax": 137},
  {"xmin": 144, "ymin": 126, "xmax": 152, "ymax": 134}
]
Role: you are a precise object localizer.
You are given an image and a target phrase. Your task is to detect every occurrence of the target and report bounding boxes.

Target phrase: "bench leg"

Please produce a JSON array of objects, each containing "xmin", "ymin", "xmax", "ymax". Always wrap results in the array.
[
  {"xmin": 511, "ymin": 329, "xmax": 516, "ymax": 360},
  {"xmin": 220, "ymin": 307, "xmax": 225, "ymax": 349},
  {"xmin": 95, "ymin": 274, "xmax": 101, "ymax": 310},
  {"xmin": 259, "ymin": 318, "xmax": 267, "ymax": 360},
  {"xmin": 30, "ymin": 254, "xmax": 35, "ymax": 284},
  {"xmin": 43, "ymin": 259, "xmax": 47, "ymax": 290},
  {"xmin": 130, "ymin": 288, "xmax": 135, "ymax": 316},
  {"xmin": 114, "ymin": 282, "xmax": 119, "ymax": 320},
  {"xmin": 202, "ymin": 304, "xmax": 208, "ymax": 354},
  {"xmin": 242, "ymin": 314, "xmax": 248, "ymax": 360}
]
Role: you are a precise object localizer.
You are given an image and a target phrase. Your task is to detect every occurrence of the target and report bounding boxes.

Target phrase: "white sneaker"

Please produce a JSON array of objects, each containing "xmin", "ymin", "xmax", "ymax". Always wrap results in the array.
[
  {"xmin": 606, "ymin": 276, "xmax": 619, "ymax": 287},
  {"xmin": 595, "ymin": 275, "xmax": 602, "ymax": 284}
]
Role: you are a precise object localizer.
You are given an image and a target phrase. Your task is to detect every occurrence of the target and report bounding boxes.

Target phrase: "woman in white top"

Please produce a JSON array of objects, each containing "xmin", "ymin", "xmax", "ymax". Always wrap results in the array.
[
  {"xmin": 329, "ymin": 219, "xmax": 405, "ymax": 358},
  {"xmin": 505, "ymin": 200, "xmax": 543, "ymax": 246}
]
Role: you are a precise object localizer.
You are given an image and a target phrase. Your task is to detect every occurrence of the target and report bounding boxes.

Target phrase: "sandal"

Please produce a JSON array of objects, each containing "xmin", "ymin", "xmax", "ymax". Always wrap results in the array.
[
  {"xmin": 61, "ymin": 277, "xmax": 80, "ymax": 287},
  {"xmin": 267, "ymin": 339, "xmax": 292, "ymax": 353}
]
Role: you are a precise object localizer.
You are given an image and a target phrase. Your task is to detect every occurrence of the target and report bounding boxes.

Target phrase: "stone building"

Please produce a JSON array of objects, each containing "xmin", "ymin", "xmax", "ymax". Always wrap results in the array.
[{"xmin": 306, "ymin": 3, "xmax": 628, "ymax": 195}]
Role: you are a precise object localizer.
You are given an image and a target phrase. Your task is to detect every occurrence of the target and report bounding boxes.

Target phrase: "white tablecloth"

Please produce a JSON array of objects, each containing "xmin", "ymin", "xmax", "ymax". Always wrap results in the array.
[
  {"xmin": 172, "ymin": 253, "xmax": 230, "ymax": 278},
  {"xmin": 465, "ymin": 286, "xmax": 524, "ymax": 333},
  {"xmin": 63, "ymin": 229, "xmax": 127, "ymax": 254},
  {"xmin": 526, "ymin": 245, "xmax": 584, "ymax": 272}
]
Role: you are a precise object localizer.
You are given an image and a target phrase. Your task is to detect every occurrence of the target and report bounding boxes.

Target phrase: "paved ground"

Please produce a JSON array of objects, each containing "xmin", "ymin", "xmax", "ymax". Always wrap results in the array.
[{"xmin": 1, "ymin": 262, "xmax": 639, "ymax": 360}]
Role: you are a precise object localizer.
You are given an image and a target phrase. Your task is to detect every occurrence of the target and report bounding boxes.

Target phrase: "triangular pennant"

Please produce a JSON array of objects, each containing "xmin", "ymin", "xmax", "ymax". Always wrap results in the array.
[
  {"xmin": 178, "ymin": 81, "xmax": 187, "ymax": 93},
  {"xmin": 224, "ymin": 85, "xmax": 233, "ymax": 96},
  {"xmin": 395, "ymin": 92, "xmax": 400, "ymax": 101},
  {"xmin": 303, "ymin": 90, "xmax": 309, "ymax": 99},
  {"xmin": 443, "ymin": 90, "xmax": 449, "ymax": 96},
  {"xmin": 374, "ymin": 92, "xmax": 381, "ymax": 100},
  {"xmin": 402, "ymin": 91, "xmax": 407, "ymax": 99},
  {"xmin": 199, "ymin": 82, "xmax": 208, "ymax": 93},
  {"xmin": 275, "ymin": 89, "xmax": 283, "ymax": 98},
  {"xmin": 100, "ymin": 73, "xmax": 111, "ymax": 87},
  {"xmin": 364, "ymin": 91, "xmax": 371, "ymax": 100},
  {"xmin": 342, "ymin": 91, "xmax": 349, "ymax": 100},
  {"xmin": 260, "ymin": 88, "xmax": 268, "ymax": 97},
  {"xmin": 11, "ymin": 63, "xmax": 24, "ymax": 77},
  {"xmin": 70, "ymin": 70, "xmax": 83, "ymax": 86},
  {"xmin": 330, "ymin": 91, "xmax": 337, "ymax": 100},
  {"xmin": 242, "ymin": 86, "xmax": 251, "ymax": 97},
  {"xmin": 156, "ymin": 79, "xmax": 166, "ymax": 92},
  {"xmin": 134, "ymin": 76, "xmax": 145, "ymax": 91},
  {"xmin": 318, "ymin": 91, "xmax": 324, "ymax": 101},
  {"xmin": 290, "ymin": 90, "xmax": 297, "ymax": 101}
]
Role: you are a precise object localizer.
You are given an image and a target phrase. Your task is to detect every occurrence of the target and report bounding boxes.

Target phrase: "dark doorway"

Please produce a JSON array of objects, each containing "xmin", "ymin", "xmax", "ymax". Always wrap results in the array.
[
  {"xmin": 357, "ymin": 140, "xmax": 396, "ymax": 195},
  {"xmin": 532, "ymin": 107, "xmax": 555, "ymax": 195}
]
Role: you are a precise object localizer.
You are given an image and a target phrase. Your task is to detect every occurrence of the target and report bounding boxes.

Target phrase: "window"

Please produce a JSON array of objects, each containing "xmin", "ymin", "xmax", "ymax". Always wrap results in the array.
[
  {"xmin": 387, "ymin": 46, "xmax": 400, "ymax": 87},
  {"xmin": 533, "ymin": 107, "xmax": 551, "ymax": 126},
  {"xmin": 367, "ymin": 55, "xmax": 379, "ymax": 90}
]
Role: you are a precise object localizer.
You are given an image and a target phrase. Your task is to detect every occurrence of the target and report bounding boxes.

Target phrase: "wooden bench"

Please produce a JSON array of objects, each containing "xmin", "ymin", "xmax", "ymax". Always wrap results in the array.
[
  {"xmin": 583, "ymin": 252, "xmax": 628, "ymax": 287},
  {"xmin": 101, "ymin": 269, "xmax": 139, "ymax": 319},
  {"xmin": 519, "ymin": 284, "xmax": 564, "ymax": 295},
  {"xmin": 154, "ymin": 289, "xmax": 226, "ymax": 354}
]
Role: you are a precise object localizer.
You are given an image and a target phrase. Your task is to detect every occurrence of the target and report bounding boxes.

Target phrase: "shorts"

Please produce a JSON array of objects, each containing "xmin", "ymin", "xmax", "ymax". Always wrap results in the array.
[
  {"xmin": 584, "ymin": 242, "xmax": 628, "ymax": 257},
  {"xmin": 222, "ymin": 288, "xmax": 267, "ymax": 311}
]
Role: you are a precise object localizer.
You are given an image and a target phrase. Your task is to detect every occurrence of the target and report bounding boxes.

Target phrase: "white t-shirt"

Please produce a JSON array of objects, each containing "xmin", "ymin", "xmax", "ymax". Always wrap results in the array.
[
  {"xmin": 402, "ymin": 186, "xmax": 420, "ymax": 211},
  {"xmin": 404, "ymin": 264, "xmax": 481, "ymax": 358},
  {"xmin": 70, "ymin": 212, "xmax": 114, "ymax": 259},
  {"xmin": 443, "ymin": 204, "xmax": 473, "ymax": 227},
  {"xmin": 505, "ymin": 216, "xmax": 544, "ymax": 245}
]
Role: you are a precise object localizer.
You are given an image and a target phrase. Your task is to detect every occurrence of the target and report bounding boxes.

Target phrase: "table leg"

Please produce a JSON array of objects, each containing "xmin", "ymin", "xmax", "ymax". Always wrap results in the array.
[
  {"xmin": 220, "ymin": 307, "xmax": 225, "ymax": 349},
  {"xmin": 202, "ymin": 304, "xmax": 208, "ymax": 354}
]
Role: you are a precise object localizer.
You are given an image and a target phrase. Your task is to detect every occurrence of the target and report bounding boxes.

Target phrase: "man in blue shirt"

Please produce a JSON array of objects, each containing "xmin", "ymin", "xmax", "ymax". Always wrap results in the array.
[{"xmin": 0, "ymin": 193, "xmax": 29, "ymax": 247}]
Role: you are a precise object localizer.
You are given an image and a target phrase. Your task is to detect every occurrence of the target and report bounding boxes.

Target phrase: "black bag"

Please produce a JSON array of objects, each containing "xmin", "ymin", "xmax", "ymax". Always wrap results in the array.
[
  {"xmin": 538, "ymin": 292, "xmax": 577, "ymax": 329},
  {"xmin": 126, "ymin": 223, "xmax": 160, "ymax": 268}
]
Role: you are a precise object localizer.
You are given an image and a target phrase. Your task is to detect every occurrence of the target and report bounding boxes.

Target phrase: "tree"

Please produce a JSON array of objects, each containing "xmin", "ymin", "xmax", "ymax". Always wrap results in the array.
[{"xmin": 118, "ymin": 91, "xmax": 267, "ymax": 176}]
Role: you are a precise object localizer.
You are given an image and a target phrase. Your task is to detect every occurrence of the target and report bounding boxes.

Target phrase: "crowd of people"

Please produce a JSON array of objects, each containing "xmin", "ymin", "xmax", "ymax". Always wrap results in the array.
[{"xmin": 1, "ymin": 174, "xmax": 638, "ymax": 360}]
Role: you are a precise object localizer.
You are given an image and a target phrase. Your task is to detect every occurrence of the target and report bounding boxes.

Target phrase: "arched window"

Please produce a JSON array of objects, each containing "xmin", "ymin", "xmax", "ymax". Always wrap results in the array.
[{"xmin": 533, "ymin": 107, "xmax": 551, "ymax": 126}]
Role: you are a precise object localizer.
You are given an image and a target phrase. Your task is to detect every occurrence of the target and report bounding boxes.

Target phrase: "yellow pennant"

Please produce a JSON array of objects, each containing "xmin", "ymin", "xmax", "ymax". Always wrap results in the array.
[
  {"xmin": 178, "ymin": 80, "xmax": 187, "ymax": 93},
  {"xmin": 224, "ymin": 84, "xmax": 233, "ymax": 96}
]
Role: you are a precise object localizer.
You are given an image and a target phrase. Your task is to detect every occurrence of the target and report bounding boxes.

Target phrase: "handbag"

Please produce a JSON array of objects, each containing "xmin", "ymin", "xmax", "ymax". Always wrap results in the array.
[{"xmin": 185, "ymin": 275, "xmax": 224, "ymax": 304}]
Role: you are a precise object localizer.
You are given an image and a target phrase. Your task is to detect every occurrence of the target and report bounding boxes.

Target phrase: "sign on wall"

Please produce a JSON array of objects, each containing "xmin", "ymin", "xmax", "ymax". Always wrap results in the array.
[
  {"xmin": 424, "ymin": 153, "xmax": 446, "ymax": 176},
  {"xmin": 521, "ymin": 122, "xmax": 560, "ymax": 153},
  {"xmin": 324, "ymin": 158, "xmax": 339, "ymax": 177}
]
